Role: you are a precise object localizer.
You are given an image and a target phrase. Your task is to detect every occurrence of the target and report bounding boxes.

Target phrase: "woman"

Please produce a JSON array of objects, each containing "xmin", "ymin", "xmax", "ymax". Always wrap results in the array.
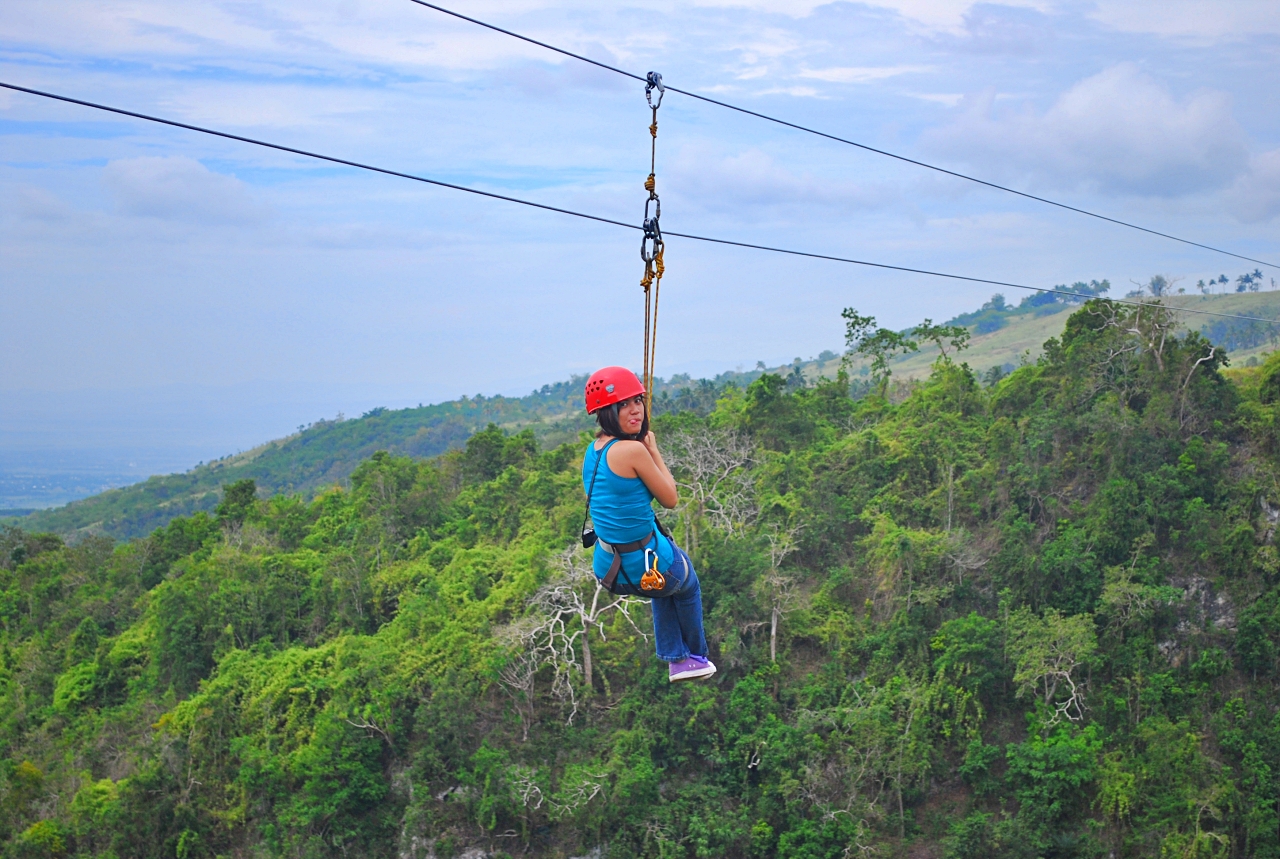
[{"xmin": 582, "ymin": 366, "xmax": 715, "ymax": 682}]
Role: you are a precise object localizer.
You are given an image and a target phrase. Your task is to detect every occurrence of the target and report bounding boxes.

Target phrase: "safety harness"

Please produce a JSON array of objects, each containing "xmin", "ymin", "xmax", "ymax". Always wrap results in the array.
[{"xmin": 582, "ymin": 439, "xmax": 667, "ymax": 594}]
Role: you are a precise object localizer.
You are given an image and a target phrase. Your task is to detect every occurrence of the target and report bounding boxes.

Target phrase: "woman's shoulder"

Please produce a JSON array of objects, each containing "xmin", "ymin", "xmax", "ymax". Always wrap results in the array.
[
  {"xmin": 603, "ymin": 439, "xmax": 646, "ymax": 475},
  {"xmin": 593, "ymin": 436, "xmax": 644, "ymax": 452}
]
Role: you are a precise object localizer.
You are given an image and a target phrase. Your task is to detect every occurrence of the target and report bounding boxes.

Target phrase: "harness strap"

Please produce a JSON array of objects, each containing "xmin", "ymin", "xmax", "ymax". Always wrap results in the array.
[
  {"xmin": 581, "ymin": 439, "xmax": 619, "ymax": 541},
  {"xmin": 599, "ymin": 529, "xmax": 655, "ymax": 591}
]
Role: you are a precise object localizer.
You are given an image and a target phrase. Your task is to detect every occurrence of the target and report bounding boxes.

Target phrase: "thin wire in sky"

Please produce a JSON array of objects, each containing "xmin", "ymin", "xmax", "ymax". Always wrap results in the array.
[
  {"xmin": 405, "ymin": 0, "xmax": 1278, "ymax": 271},
  {"xmin": 2, "ymin": 80, "xmax": 1277, "ymax": 327}
]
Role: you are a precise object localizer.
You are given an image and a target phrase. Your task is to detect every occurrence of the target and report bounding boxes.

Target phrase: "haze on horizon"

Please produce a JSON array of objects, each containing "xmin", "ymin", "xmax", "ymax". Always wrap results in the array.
[{"xmin": 2, "ymin": 0, "xmax": 1279, "ymax": 503}]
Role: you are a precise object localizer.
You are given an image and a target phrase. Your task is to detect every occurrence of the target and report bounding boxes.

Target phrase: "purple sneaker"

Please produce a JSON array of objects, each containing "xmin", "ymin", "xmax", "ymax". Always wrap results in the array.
[{"xmin": 669, "ymin": 655, "xmax": 716, "ymax": 682}]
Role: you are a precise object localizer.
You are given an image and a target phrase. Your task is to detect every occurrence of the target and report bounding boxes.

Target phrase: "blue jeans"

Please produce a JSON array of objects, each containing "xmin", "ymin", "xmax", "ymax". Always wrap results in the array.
[{"xmin": 608, "ymin": 547, "xmax": 708, "ymax": 662}]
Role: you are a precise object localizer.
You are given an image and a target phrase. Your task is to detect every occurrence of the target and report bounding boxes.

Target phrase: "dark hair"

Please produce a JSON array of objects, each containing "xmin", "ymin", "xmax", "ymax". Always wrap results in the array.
[{"xmin": 595, "ymin": 399, "xmax": 649, "ymax": 441}]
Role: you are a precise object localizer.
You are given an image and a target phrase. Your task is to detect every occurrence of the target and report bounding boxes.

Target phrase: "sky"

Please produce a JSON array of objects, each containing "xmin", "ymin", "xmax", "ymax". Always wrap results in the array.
[{"xmin": 2, "ymin": 0, "xmax": 1279, "ymax": 483}]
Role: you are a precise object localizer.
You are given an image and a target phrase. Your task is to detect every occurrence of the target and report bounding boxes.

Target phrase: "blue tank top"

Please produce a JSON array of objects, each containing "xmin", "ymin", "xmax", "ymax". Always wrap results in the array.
[{"xmin": 582, "ymin": 439, "xmax": 675, "ymax": 583}]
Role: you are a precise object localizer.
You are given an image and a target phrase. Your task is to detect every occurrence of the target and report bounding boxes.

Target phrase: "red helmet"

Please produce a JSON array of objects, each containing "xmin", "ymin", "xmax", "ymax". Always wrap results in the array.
[{"xmin": 584, "ymin": 366, "xmax": 645, "ymax": 414}]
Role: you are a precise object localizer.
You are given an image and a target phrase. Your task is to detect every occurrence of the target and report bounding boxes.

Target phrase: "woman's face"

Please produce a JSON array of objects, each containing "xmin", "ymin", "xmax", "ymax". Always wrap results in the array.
[{"xmin": 618, "ymin": 395, "xmax": 645, "ymax": 435}]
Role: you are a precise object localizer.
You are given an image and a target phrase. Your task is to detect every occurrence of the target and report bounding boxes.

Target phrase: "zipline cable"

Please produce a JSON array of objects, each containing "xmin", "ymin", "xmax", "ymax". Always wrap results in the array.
[
  {"xmin": 3, "ymin": 79, "xmax": 1277, "ymax": 329},
  {"xmin": 404, "ymin": 0, "xmax": 1278, "ymax": 271}
]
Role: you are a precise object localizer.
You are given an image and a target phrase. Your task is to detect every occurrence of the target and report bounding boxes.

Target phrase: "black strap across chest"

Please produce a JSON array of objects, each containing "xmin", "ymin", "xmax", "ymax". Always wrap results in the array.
[{"xmin": 581, "ymin": 438, "xmax": 619, "ymax": 539}]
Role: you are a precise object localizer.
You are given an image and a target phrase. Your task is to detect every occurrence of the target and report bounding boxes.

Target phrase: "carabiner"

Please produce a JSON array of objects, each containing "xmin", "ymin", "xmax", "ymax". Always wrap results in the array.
[
  {"xmin": 645, "ymin": 71, "xmax": 665, "ymax": 109},
  {"xmin": 641, "ymin": 227, "xmax": 663, "ymax": 265}
]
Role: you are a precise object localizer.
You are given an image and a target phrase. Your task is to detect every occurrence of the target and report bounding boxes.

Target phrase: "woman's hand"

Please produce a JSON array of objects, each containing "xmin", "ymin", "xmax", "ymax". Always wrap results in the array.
[{"xmin": 642, "ymin": 431, "xmax": 660, "ymax": 457}]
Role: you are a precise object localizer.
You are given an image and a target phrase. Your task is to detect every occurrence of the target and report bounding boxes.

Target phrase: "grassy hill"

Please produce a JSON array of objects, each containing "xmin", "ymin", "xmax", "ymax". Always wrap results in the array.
[
  {"xmin": 806, "ymin": 289, "xmax": 1280, "ymax": 383},
  {"xmin": 16, "ymin": 290, "xmax": 1279, "ymax": 541}
]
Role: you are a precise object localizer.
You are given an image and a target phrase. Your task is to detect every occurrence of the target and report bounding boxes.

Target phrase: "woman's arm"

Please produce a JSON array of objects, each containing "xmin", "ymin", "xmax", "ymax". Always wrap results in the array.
[{"xmin": 607, "ymin": 435, "xmax": 679, "ymax": 508}]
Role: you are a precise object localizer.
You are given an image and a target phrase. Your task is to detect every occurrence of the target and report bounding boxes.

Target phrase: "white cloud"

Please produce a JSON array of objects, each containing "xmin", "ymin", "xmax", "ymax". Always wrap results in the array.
[
  {"xmin": 912, "ymin": 92, "xmax": 964, "ymax": 106},
  {"xmin": 668, "ymin": 146, "xmax": 897, "ymax": 216},
  {"xmin": 689, "ymin": 0, "xmax": 1280, "ymax": 41},
  {"xmin": 14, "ymin": 186, "xmax": 77, "ymax": 222},
  {"xmin": 152, "ymin": 81, "xmax": 387, "ymax": 130},
  {"xmin": 859, "ymin": 0, "xmax": 1053, "ymax": 34},
  {"xmin": 1227, "ymin": 150, "xmax": 1280, "ymax": 223},
  {"xmin": 754, "ymin": 85, "xmax": 824, "ymax": 98},
  {"xmin": 1089, "ymin": 0, "xmax": 1280, "ymax": 39},
  {"xmin": 799, "ymin": 65, "xmax": 930, "ymax": 83},
  {"xmin": 101, "ymin": 156, "xmax": 268, "ymax": 224},
  {"xmin": 0, "ymin": 0, "xmax": 578, "ymax": 76},
  {"xmin": 686, "ymin": 0, "xmax": 831, "ymax": 17},
  {"xmin": 5, "ymin": 0, "xmax": 1279, "ymax": 435},
  {"xmin": 687, "ymin": 0, "xmax": 1054, "ymax": 32},
  {"xmin": 922, "ymin": 63, "xmax": 1249, "ymax": 196}
]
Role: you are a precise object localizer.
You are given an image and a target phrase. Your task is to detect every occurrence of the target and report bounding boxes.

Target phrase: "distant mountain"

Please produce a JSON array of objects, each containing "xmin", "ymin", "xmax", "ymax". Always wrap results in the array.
[
  {"xmin": 13, "ymin": 369, "xmax": 765, "ymax": 541},
  {"xmin": 16, "ymin": 378, "xmax": 591, "ymax": 540},
  {"xmin": 16, "ymin": 288, "xmax": 1279, "ymax": 541}
]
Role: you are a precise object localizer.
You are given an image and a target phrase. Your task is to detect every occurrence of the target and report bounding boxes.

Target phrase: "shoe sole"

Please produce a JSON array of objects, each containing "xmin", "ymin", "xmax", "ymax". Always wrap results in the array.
[{"xmin": 670, "ymin": 665, "xmax": 717, "ymax": 682}]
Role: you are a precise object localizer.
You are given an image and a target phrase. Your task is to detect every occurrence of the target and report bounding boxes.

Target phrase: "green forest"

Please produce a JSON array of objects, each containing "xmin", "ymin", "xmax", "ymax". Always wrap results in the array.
[
  {"xmin": 6, "ymin": 298, "xmax": 1280, "ymax": 858},
  {"xmin": 13, "ymin": 370, "xmax": 765, "ymax": 543}
]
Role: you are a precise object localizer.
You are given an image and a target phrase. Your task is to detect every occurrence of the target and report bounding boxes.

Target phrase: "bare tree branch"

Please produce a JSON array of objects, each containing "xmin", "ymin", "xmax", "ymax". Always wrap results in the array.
[
  {"xmin": 496, "ymin": 544, "xmax": 650, "ymax": 734},
  {"xmin": 664, "ymin": 428, "xmax": 758, "ymax": 555},
  {"xmin": 757, "ymin": 524, "xmax": 803, "ymax": 663}
]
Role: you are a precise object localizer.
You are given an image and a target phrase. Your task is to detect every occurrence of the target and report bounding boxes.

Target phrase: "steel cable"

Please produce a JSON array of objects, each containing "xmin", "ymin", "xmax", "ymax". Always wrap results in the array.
[
  {"xmin": 405, "ymin": 0, "xmax": 1277, "ymax": 271},
  {"xmin": 2, "ymin": 79, "xmax": 1277, "ymax": 327}
]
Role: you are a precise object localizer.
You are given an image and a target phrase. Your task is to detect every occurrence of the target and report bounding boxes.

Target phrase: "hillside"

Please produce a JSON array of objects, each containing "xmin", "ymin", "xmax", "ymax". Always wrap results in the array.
[
  {"xmin": 10, "ymin": 374, "xmax": 775, "ymax": 541},
  {"xmin": 6, "ymin": 297, "xmax": 1280, "ymax": 858},
  {"xmin": 811, "ymin": 289, "xmax": 1280, "ymax": 384},
  {"xmin": 16, "ymin": 289, "xmax": 1279, "ymax": 542},
  {"xmin": 12, "ymin": 379, "xmax": 629, "ymax": 540}
]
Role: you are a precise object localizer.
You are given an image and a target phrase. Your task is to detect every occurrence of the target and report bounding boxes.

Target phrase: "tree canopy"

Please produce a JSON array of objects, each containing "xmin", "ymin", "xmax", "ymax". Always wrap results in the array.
[{"xmin": 4, "ymin": 299, "xmax": 1280, "ymax": 858}]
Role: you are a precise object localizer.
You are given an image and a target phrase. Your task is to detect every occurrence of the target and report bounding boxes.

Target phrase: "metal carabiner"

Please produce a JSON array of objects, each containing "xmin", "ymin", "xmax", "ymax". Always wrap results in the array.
[
  {"xmin": 641, "ymin": 226, "xmax": 662, "ymax": 263},
  {"xmin": 644, "ymin": 194, "xmax": 661, "ymax": 222},
  {"xmin": 641, "ymin": 196, "xmax": 662, "ymax": 263},
  {"xmin": 645, "ymin": 71, "xmax": 664, "ymax": 109}
]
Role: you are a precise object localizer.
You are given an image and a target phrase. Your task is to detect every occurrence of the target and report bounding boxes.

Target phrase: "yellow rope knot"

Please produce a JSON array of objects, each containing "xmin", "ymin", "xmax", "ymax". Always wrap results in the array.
[
  {"xmin": 649, "ymin": 120, "xmax": 658, "ymax": 138},
  {"xmin": 644, "ymin": 173, "xmax": 655, "ymax": 193},
  {"xmin": 641, "ymin": 265, "xmax": 653, "ymax": 290},
  {"xmin": 654, "ymin": 246, "xmax": 665, "ymax": 278}
]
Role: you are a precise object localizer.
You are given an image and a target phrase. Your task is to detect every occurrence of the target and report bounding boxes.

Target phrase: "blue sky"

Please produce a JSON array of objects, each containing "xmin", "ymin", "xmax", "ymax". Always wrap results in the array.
[{"xmin": 2, "ymin": 0, "xmax": 1279, "ymax": 472}]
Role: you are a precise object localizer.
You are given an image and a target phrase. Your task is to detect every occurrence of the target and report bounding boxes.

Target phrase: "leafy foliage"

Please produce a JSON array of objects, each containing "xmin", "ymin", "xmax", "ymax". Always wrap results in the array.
[{"xmin": 6, "ymin": 299, "xmax": 1280, "ymax": 858}]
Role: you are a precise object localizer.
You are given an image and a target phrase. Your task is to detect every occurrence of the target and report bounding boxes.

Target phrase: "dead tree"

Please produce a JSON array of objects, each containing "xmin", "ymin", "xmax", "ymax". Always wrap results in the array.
[
  {"xmin": 758, "ymin": 525, "xmax": 802, "ymax": 663},
  {"xmin": 531, "ymin": 545, "xmax": 649, "ymax": 692},
  {"xmin": 1178, "ymin": 344, "xmax": 1219, "ymax": 430},
  {"xmin": 664, "ymin": 427, "xmax": 757, "ymax": 557},
  {"xmin": 498, "ymin": 545, "xmax": 649, "ymax": 731},
  {"xmin": 549, "ymin": 769, "xmax": 610, "ymax": 820},
  {"xmin": 946, "ymin": 534, "xmax": 988, "ymax": 587},
  {"xmin": 1088, "ymin": 299, "xmax": 1181, "ymax": 374},
  {"xmin": 496, "ymin": 621, "xmax": 541, "ymax": 741}
]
